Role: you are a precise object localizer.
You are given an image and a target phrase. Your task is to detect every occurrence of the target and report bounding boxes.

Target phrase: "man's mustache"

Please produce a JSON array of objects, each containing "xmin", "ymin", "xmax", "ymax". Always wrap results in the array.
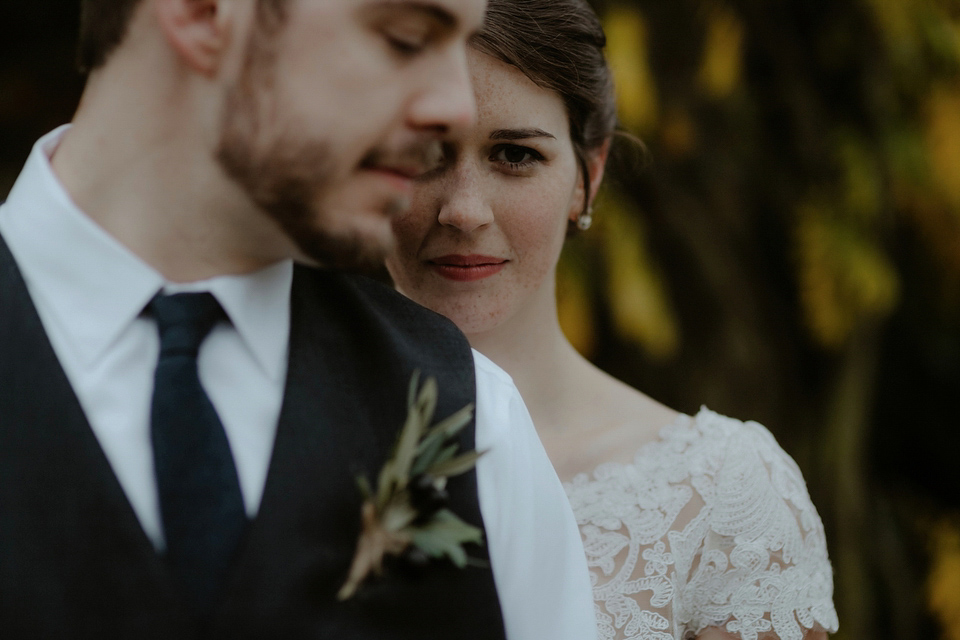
[{"xmin": 360, "ymin": 139, "xmax": 444, "ymax": 178}]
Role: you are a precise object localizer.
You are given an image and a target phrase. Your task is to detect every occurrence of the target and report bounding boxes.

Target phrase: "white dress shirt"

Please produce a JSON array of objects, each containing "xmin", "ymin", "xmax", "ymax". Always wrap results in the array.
[{"xmin": 0, "ymin": 127, "xmax": 597, "ymax": 640}]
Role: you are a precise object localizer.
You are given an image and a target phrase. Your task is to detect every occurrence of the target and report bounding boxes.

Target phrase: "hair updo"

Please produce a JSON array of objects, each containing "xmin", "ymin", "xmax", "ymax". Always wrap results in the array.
[{"xmin": 471, "ymin": 0, "xmax": 619, "ymax": 219}]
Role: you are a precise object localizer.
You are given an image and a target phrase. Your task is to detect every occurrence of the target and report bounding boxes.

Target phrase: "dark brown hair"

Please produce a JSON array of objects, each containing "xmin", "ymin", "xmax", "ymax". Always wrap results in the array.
[
  {"xmin": 471, "ymin": 0, "xmax": 619, "ymax": 219},
  {"xmin": 77, "ymin": 0, "xmax": 288, "ymax": 73},
  {"xmin": 78, "ymin": 0, "xmax": 142, "ymax": 72}
]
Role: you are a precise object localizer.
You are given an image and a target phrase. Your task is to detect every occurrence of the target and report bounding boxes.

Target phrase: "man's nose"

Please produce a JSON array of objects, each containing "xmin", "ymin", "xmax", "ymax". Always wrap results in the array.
[{"xmin": 408, "ymin": 47, "xmax": 477, "ymax": 140}]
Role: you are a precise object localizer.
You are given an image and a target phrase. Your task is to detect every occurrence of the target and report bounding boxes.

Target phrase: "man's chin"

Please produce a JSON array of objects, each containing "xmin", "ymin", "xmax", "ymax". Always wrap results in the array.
[{"xmin": 290, "ymin": 209, "xmax": 396, "ymax": 272}]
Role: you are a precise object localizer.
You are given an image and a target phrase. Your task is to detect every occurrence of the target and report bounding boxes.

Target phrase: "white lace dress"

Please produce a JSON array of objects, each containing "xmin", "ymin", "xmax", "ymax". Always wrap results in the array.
[{"xmin": 564, "ymin": 408, "xmax": 839, "ymax": 640}]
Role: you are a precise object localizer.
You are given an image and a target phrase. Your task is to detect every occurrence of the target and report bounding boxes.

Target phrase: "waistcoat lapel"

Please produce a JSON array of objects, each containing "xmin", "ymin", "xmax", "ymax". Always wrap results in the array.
[
  {"xmin": 0, "ymin": 232, "xmax": 195, "ymax": 638},
  {"xmin": 211, "ymin": 266, "xmax": 506, "ymax": 639}
]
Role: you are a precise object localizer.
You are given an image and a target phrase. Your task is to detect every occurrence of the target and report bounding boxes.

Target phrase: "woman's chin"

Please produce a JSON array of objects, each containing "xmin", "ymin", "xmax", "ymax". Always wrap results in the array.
[
  {"xmin": 453, "ymin": 315, "xmax": 509, "ymax": 342},
  {"xmin": 431, "ymin": 304, "xmax": 506, "ymax": 339},
  {"xmin": 391, "ymin": 282, "xmax": 509, "ymax": 338}
]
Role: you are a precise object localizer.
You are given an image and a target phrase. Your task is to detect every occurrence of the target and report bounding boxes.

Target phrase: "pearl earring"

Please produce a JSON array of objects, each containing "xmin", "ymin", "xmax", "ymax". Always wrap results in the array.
[{"xmin": 576, "ymin": 206, "xmax": 593, "ymax": 231}]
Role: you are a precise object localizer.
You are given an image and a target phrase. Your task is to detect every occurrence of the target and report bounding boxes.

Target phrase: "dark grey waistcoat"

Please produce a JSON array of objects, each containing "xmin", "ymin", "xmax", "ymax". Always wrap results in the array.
[{"xmin": 0, "ymin": 232, "xmax": 506, "ymax": 639}]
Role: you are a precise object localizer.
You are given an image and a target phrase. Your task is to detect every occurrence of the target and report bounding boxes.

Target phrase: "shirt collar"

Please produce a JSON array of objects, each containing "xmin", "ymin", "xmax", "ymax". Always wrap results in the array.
[
  {"xmin": 165, "ymin": 263, "xmax": 291, "ymax": 381},
  {"xmin": 0, "ymin": 125, "xmax": 292, "ymax": 380}
]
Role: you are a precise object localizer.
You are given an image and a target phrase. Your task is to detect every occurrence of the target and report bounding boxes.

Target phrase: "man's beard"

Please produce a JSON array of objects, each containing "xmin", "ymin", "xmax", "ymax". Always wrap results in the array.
[{"xmin": 214, "ymin": 32, "xmax": 395, "ymax": 270}]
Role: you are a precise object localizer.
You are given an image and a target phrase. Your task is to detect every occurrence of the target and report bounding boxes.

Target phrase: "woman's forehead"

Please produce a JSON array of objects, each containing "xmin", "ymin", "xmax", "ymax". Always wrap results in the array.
[{"xmin": 469, "ymin": 51, "xmax": 569, "ymax": 136}]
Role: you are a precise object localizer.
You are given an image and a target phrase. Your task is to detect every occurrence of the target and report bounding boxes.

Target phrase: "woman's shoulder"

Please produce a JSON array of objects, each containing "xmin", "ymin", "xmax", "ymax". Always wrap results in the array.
[
  {"xmin": 675, "ymin": 408, "xmax": 800, "ymax": 469},
  {"xmin": 566, "ymin": 406, "xmax": 823, "ymax": 528},
  {"xmin": 679, "ymin": 408, "xmax": 821, "ymax": 518},
  {"xmin": 577, "ymin": 407, "xmax": 803, "ymax": 477},
  {"xmin": 551, "ymin": 354, "xmax": 814, "ymax": 486},
  {"xmin": 571, "ymin": 407, "xmax": 839, "ymax": 640}
]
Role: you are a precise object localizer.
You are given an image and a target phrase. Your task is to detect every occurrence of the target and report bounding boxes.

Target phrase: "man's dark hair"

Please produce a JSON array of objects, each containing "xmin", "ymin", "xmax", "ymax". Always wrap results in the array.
[
  {"xmin": 77, "ymin": 0, "xmax": 289, "ymax": 74},
  {"xmin": 78, "ymin": 0, "xmax": 142, "ymax": 73}
]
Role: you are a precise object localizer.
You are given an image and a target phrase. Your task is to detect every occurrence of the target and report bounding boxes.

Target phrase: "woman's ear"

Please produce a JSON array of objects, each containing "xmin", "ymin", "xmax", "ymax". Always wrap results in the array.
[
  {"xmin": 585, "ymin": 138, "xmax": 611, "ymax": 208},
  {"xmin": 154, "ymin": 0, "xmax": 235, "ymax": 76},
  {"xmin": 570, "ymin": 138, "xmax": 612, "ymax": 223}
]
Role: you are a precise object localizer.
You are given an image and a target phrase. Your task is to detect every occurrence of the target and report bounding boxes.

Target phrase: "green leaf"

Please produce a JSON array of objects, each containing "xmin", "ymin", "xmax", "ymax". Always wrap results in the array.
[
  {"xmin": 415, "ymin": 377, "xmax": 439, "ymax": 428},
  {"xmin": 427, "ymin": 450, "xmax": 488, "ymax": 479},
  {"xmin": 412, "ymin": 442, "xmax": 457, "ymax": 477},
  {"xmin": 356, "ymin": 475, "xmax": 373, "ymax": 501},
  {"xmin": 434, "ymin": 444, "xmax": 460, "ymax": 467},
  {"xmin": 411, "ymin": 437, "xmax": 444, "ymax": 477},
  {"xmin": 407, "ymin": 370, "xmax": 421, "ymax": 410},
  {"xmin": 410, "ymin": 402, "xmax": 474, "ymax": 477},
  {"xmin": 417, "ymin": 403, "xmax": 474, "ymax": 456},
  {"xmin": 410, "ymin": 509, "xmax": 484, "ymax": 568},
  {"xmin": 378, "ymin": 374, "xmax": 438, "ymax": 502},
  {"xmin": 412, "ymin": 528, "xmax": 467, "ymax": 566},
  {"xmin": 396, "ymin": 378, "xmax": 437, "ymax": 478},
  {"xmin": 381, "ymin": 494, "xmax": 418, "ymax": 532}
]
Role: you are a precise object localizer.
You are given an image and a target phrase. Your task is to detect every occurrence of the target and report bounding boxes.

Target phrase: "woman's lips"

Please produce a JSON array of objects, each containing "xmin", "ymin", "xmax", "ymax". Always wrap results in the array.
[{"xmin": 428, "ymin": 255, "xmax": 507, "ymax": 282}]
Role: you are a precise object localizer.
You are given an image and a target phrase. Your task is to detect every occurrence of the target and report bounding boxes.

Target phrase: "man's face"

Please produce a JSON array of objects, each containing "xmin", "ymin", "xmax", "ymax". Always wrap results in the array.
[{"xmin": 216, "ymin": 0, "xmax": 487, "ymax": 268}]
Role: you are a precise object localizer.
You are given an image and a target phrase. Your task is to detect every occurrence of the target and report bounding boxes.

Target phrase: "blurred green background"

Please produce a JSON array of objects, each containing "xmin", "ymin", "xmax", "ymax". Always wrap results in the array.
[{"xmin": 2, "ymin": 1, "xmax": 959, "ymax": 638}]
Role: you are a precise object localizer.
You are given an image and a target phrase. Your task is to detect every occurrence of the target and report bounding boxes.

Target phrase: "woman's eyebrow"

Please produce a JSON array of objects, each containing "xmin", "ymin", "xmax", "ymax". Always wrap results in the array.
[{"xmin": 489, "ymin": 128, "xmax": 556, "ymax": 141}]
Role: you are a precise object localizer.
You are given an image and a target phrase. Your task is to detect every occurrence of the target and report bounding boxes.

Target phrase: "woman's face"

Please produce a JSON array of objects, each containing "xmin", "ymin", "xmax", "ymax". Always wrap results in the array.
[{"xmin": 386, "ymin": 49, "xmax": 587, "ymax": 335}]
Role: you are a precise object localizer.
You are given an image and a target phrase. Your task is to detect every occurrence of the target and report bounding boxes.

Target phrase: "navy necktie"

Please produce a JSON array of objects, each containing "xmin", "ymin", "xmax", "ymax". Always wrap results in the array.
[{"xmin": 149, "ymin": 292, "xmax": 247, "ymax": 611}]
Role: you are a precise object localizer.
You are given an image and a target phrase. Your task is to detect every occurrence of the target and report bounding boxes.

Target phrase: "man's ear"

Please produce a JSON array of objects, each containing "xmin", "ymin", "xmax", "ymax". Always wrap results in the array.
[{"xmin": 154, "ymin": 0, "xmax": 235, "ymax": 76}]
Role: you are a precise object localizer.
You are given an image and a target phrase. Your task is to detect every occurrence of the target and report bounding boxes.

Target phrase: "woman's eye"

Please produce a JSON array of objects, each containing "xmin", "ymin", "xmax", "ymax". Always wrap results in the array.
[{"xmin": 492, "ymin": 145, "xmax": 543, "ymax": 169}]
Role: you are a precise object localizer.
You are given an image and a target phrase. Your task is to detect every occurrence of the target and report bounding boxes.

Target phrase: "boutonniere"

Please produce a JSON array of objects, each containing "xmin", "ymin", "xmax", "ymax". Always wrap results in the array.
[{"xmin": 338, "ymin": 371, "xmax": 487, "ymax": 601}]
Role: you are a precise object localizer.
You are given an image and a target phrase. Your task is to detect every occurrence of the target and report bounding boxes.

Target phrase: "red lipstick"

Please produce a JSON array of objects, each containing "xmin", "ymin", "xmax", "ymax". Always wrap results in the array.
[{"xmin": 429, "ymin": 255, "xmax": 507, "ymax": 282}]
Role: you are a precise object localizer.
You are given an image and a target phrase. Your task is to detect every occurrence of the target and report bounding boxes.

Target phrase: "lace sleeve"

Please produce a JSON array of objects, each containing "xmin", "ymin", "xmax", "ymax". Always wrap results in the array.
[{"xmin": 566, "ymin": 409, "xmax": 839, "ymax": 640}]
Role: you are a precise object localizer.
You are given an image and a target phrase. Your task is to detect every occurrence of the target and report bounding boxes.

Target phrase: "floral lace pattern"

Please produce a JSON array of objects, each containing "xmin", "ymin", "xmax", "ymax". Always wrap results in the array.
[{"xmin": 565, "ymin": 408, "xmax": 839, "ymax": 640}]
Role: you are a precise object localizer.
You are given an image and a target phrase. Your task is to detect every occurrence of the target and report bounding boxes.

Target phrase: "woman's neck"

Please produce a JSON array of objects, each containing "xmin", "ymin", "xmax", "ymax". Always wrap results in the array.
[
  {"xmin": 467, "ymin": 273, "xmax": 585, "ymax": 434},
  {"xmin": 465, "ymin": 269, "xmax": 681, "ymax": 480}
]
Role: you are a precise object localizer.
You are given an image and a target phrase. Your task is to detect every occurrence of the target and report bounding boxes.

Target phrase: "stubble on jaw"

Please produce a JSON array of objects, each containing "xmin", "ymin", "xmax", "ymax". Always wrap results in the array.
[{"xmin": 213, "ymin": 4, "xmax": 393, "ymax": 271}]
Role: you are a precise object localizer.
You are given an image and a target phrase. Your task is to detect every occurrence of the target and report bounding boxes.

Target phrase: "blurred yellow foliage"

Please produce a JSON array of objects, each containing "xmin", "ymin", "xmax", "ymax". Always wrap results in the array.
[
  {"xmin": 885, "ymin": 123, "xmax": 960, "ymax": 285},
  {"xmin": 697, "ymin": 5, "xmax": 745, "ymax": 99},
  {"xmin": 864, "ymin": 0, "xmax": 922, "ymax": 67},
  {"xmin": 557, "ymin": 252, "xmax": 597, "ymax": 358},
  {"xmin": 929, "ymin": 518, "xmax": 960, "ymax": 640},
  {"xmin": 867, "ymin": 0, "xmax": 960, "ymax": 70},
  {"xmin": 660, "ymin": 105, "xmax": 698, "ymax": 158},
  {"xmin": 797, "ymin": 205, "xmax": 899, "ymax": 347},
  {"xmin": 951, "ymin": 19, "xmax": 960, "ymax": 61},
  {"xmin": 599, "ymin": 192, "xmax": 679, "ymax": 359},
  {"xmin": 604, "ymin": 7, "xmax": 659, "ymax": 134},
  {"xmin": 925, "ymin": 83, "xmax": 960, "ymax": 209},
  {"xmin": 836, "ymin": 133, "xmax": 883, "ymax": 222}
]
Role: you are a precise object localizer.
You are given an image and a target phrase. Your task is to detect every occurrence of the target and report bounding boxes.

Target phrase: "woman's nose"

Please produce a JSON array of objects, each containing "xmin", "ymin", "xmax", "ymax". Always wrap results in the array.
[{"xmin": 436, "ymin": 167, "xmax": 494, "ymax": 233}]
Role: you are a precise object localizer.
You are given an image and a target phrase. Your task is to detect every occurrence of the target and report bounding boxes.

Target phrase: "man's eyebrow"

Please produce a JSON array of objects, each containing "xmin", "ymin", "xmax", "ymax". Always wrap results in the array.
[
  {"xmin": 368, "ymin": 1, "xmax": 458, "ymax": 29},
  {"xmin": 489, "ymin": 128, "xmax": 557, "ymax": 141}
]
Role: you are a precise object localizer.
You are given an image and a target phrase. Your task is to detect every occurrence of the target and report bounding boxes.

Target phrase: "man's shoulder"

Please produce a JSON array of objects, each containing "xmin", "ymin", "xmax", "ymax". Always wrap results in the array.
[
  {"xmin": 291, "ymin": 265, "xmax": 473, "ymax": 367},
  {"xmin": 294, "ymin": 265, "xmax": 457, "ymax": 326}
]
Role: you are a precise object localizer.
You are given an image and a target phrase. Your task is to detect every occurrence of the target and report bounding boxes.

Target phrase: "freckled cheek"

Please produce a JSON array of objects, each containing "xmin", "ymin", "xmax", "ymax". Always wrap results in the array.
[
  {"xmin": 391, "ymin": 194, "xmax": 439, "ymax": 260},
  {"xmin": 496, "ymin": 193, "xmax": 570, "ymax": 275}
]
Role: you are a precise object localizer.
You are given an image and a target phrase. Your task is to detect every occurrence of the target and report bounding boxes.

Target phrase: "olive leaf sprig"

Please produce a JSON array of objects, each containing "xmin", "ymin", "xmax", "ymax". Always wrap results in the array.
[{"xmin": 337, "ymin": 371, "xmax": 487, "ymax": 601}]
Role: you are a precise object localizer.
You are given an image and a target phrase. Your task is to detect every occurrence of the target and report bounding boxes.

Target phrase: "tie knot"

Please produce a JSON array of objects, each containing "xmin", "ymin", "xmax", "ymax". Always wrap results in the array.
[{"xmin": 149, "ymin": 292, "xmax": 225, "ymax": 357}]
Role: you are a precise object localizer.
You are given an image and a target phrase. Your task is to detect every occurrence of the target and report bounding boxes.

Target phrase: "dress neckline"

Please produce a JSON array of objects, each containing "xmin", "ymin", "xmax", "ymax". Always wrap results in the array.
[{"xmin": 562, "ymin": 406, "xmax": 719, "ymax": 487}]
